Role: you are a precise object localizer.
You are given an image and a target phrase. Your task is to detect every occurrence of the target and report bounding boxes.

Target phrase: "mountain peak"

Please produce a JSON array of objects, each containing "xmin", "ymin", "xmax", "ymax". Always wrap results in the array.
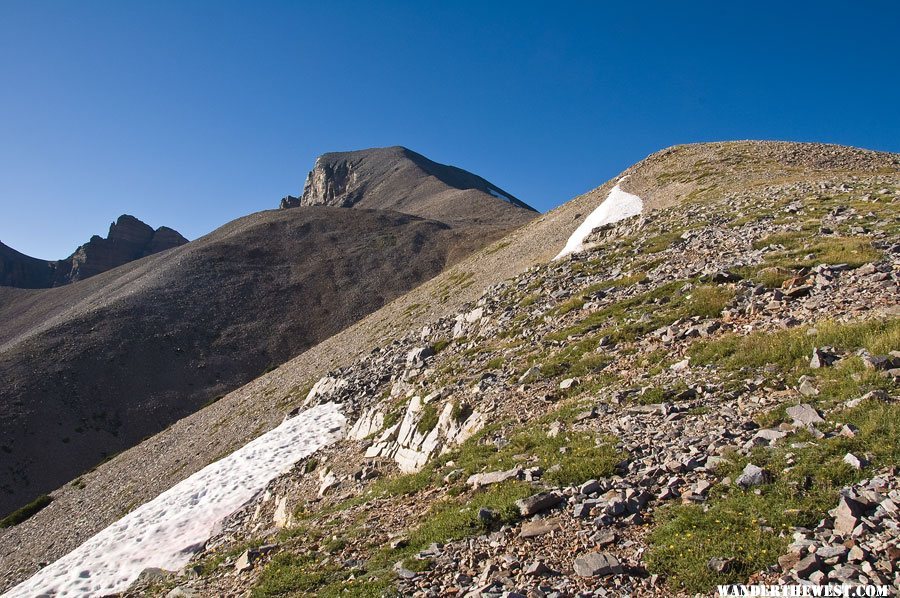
[
  {"xmin": 0, "ymin": 214, "xmax": 188, "ymax": 288},
  {"xmin": 280, "ymin": 146, "xmax": 536, "ymax": 218}
]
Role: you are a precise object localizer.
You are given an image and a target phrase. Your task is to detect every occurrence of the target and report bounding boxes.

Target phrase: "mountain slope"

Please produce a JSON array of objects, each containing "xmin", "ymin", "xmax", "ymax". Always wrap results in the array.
[
  {"xmin": 168, "ymin": 148, "xmax": 898, "ymax": 597},
  {"xmin": 0, "ymin": 214, "xmax": 188, "ymax": 289},
  {"xmin": 0, "ymin": 148, "xmax": 536, "ymax": 519},
  {"xmin": 1, "ymin": 141, "xmax": 897, "ymax": 593},
  {"xmin": 0, "ymin": 243, "xmax": 51, "ymax": 290}
]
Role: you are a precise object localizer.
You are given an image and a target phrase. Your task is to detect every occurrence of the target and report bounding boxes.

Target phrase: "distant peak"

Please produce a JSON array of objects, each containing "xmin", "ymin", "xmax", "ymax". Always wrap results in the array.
[
  {"xmin": 280, "ymin": 146, "xmax": 536, "ymax": 214},
  {"xmin": 0, "ymin": 214, "xmax": 188, "ymax": 288}
]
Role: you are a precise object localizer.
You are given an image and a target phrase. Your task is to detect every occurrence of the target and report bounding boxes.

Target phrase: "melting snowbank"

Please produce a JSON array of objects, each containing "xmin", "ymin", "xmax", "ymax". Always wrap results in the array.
[
  {"xmin": 554, "ymin": 182, "xmax": 643, "ymax": 259},
  {"xmin": 5, "ymin": 403, "xmax": 345, "ymax": 598}
]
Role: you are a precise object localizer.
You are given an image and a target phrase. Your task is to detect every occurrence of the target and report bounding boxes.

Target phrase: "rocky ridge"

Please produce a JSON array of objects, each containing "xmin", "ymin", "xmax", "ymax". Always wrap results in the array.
[
  {"xmin": 0, "ymin": 214, "xmax": 188, "ymax": 289},
  {"xmin": 122, "ymin": 151, "xmax": 898, "ymax": 596}
]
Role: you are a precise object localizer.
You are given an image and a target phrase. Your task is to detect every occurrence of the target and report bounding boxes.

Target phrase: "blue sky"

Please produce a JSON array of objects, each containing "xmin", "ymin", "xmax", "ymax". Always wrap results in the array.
[{"xmin": 1, "ymin": 1, "xmax": 898, "ymax": 259}]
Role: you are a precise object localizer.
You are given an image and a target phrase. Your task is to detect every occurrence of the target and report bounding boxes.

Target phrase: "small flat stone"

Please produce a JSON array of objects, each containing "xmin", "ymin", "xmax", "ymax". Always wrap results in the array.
[
  {"xmin": 573, "ymin": 552, "xmax": 622, "ymax": 577},
  {"xmin": 816, "ymin": 545, "xmax": 848, "ymax": 560},
  {"xmin": 778, "ymin": 553, "xmax": 800, "ymax": 571},
  {"xmin": 707, "ymin": 557, "xmax": 735, "ymax": 573},
  {"xmin": 524, "ymin": 561, "xmax": 551, "ymax": 576},
  {"xmin": 467, "ymin": 468, "xmax": 522, "ymax": 488},
  {"xmin": 516, "ymin": 492, "xmax": 564, "ymax": 517},
  {"xmin": 793, "ymin": 554, "xmax": 821, "ymax": 577},
  {"xmin": 593, "ymin": 529, "xmax": 616, "ymax": 547},
  {"xmin": 809, "ymin": 347, "xmax": 838, "ymax": 368},
  {"xmin": 752, "ymin": 428, "xmax": 788, "ymax": 445},
  {"xmin": 833, "ymin": 495, "xmax": 865, "ymax": 535},
  {"xmin": 234, "ymin": 549, "xmax": 258, "ymax": 573},
  {"xmin": 520, "ymin": 518, "xmax": 560, "ymax": 538},
  {"xmin": 786, "ymin": 403, "xmax": 825, "ymax": 427},
  {"xmin": 798, "ymin": 379, "xmax": 819, "ymax": 397},
  {"xmin": 579, "ymin": 479, "xmax": 601, "ymax": 495},
  {"xmin": 559, "ymin": 378, "xmax": 578, "ymax": 390}
]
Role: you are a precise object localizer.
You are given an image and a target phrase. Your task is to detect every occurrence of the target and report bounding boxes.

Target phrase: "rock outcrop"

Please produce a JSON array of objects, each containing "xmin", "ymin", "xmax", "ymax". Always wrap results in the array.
[
  {"xmin": 0, "ymin": 215, "xmax": 188, "ymax": 288},
  {"xmin": 53, "ymin": 215, "xmax": 188, "ymax": 284},
  {"xmin": 278, "ymin": 195, "xmax": 301, "ymax": 209}
]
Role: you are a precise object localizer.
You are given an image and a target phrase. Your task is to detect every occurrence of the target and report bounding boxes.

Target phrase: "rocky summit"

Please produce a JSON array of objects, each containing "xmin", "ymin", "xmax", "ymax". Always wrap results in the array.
[
  {"xmin": 280, "ymin": 146, "xmax": 536, "ymax": 218},
  {"xmin": 0, "ymin": 214, "xmax": 187, "ymax": 288},
  {"xmin": 0, "ymin": 141, "xmax": 898, "ymax": 598}
]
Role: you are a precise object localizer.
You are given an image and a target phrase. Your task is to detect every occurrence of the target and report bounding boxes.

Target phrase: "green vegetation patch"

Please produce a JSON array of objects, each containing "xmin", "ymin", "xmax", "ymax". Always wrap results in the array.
[
  {"xmin": 647, "ymin": 398, "xmax": 900, "ymax": 593},
  {"xmin": 735, "ymin": 265, "xmax": 795, "ymax": 289},
  {"xmin": 440, "ymin": 424, "xmax": 621, "ymax": 488},
  {"xmin": 643, "ymin": 230, "xmax": 684, "ymax": 253},
  {"xmin": 484, "ymin": 239, "xmax": 512, "ymax": 255},
  {"xmin": 0, "ymin": 494, "xmax": 53, "ymax": 528},
  {"xmin": 251, "ymin": 552, "xmax": 394, "ymax": 598},
  {"xmin": 416, "ymin": 404, "xmax": 439, "ymax": 435},
  {"xmin": 686, "ymin": 285, "xmax": 735, "ymax": 319},
  {"xmin": 634, "ymin": 380, "xmax": 691, "ymax": 405},
  {"xmin": 431, "ymin": 339, "xmax": 451, "ymax": 354},
  {"xmin": 547, "ymin": 281, "xmax": 734, "ymax": 349},
  {"xmin": 406, "ymin": 480, "xmax": 531, "ymax": 549},
  {"xmin": 552, "ymin": 272, "xmax": 648, "ymax": 316},
  {"xmin": 433, "ymin": 270, "xmax": 475, "ymax": 303},
  {"xmin": 536, "ymin": 336, "xmax": 613, "ymax": 380},
  {"xmin": 690, "ymin": 318, "xmax": 899, "ymax": 373},
  {"xmin": 753, "ymin": 233, "xmax": 880, "ymax": 269}
]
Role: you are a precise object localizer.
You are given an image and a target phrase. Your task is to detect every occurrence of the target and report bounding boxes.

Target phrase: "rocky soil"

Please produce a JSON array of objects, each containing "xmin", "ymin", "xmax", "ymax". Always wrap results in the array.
[
  {"xmin": 126, "ymin": 153, "xmax": 898, "ymax": 597},
  {"xmin": 2, "ymin": 141, "xmax": 897, "ymax": 596}
]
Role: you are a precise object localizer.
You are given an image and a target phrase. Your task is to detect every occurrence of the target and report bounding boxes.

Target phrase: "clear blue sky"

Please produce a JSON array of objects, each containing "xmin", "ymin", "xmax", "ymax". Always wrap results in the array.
[{"xmin": 2, "ymin": 1, "xmax": 898, "ymax": 259}]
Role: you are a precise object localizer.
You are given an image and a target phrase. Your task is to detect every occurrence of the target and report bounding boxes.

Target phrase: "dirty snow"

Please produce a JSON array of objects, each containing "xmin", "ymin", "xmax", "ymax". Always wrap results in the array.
[
  {"xmin": 554, "ymin": 181, "xmax": 643, "ymax": 259},
  {"xmin": 5, "ymin": 403, "xmax": 345, "ymax": 598},
  {"xmin": 487, "ymin": 187, "xmax": 513, "ymax": 203}
]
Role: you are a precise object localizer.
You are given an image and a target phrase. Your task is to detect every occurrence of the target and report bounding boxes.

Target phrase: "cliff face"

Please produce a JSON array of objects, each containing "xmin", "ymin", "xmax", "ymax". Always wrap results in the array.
[
  {"xmin": 300, "ymin": 157, "xmax": 358, "ymax": 207},
  {"xmin": 0, "ymin": 215, "xmax": 188, "ymax": 288},
  {"xmin": 54, "ymin": 215, "xmax": 188, "ymax": 284}
]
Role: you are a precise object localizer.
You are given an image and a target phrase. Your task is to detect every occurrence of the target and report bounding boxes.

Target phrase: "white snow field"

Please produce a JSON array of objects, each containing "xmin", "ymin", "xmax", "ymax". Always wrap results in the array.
[
  {"xmin": 5, "ymin": 403, "xmax": 345, "ymax": 598},
  {"xmin": 554, "ymin": 181, "xmax": 643, "ymax": 259}
]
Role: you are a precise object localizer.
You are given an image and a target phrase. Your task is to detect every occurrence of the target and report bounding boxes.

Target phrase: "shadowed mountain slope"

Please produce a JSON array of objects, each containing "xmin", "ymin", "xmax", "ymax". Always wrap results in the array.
[{"xmin": 0, "ymin": 148, "xmax": 537, "ymax": 517}]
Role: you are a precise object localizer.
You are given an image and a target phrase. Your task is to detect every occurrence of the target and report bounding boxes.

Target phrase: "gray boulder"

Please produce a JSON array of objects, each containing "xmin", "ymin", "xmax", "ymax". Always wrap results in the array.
[
  {"xmin": 736, "ymin": 463, "xmax": 772, "ymax": 488},
  {"xmin": 786, "ymin": 403, "xmax": 825, "ymax": 427},
  {"xmin": 573, "ymin": 552, "xmax": 623, "ymax": 577},
  {"xmin": 516, "ymin": 492, "xmax": 564, "ymax": 516}
]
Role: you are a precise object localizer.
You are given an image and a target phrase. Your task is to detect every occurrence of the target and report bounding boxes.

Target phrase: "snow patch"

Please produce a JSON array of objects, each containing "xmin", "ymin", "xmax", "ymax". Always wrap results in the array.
[
  {"xmin": 554, "ymin": 182, "xmax": 643, "ymax": 259},
  {"xmin": 487, "ymin": 187, "xmax": 513, "ymax": 203},
  {"xmin": 5, "ymin": 403, "xmax": 345, "ymax": 598}
]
